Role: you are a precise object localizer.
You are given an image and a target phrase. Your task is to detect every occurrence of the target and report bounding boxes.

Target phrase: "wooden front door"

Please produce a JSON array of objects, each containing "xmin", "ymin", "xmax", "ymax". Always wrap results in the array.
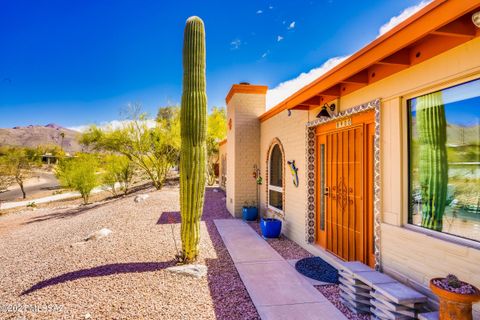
[{"xmin": 316, "ymin": 110, "xmax": 375, "ymax": 267}]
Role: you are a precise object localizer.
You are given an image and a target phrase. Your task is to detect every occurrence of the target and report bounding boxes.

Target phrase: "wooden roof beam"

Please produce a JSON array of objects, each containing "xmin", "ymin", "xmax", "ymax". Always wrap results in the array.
[
  {"xmin": 377, "ymin": 49, "xmax": 411, "ymax": 66},
  {"xmin": 302, "ymin": 95, "xmax": 323, "ymax": 106},
  {"xmin": 431, "ymin": 16, "xmax": 476, "ymax": 39},
  {"xmin": 342, "ymin": 71, "xmax": 369, "ymax": 84},
  {"xmin": 319, "ymin": 85, "xmax": 341, "ymax": 97},
  {"xmin": 291, "ymin": 105, "xmax": 311, "ymax": 110}
]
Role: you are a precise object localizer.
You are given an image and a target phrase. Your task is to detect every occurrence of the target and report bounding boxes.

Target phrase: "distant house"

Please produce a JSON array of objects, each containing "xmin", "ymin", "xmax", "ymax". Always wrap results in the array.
[{"xmin": 220, "ymin": 1, "xmax": 480, "ymax": 316}]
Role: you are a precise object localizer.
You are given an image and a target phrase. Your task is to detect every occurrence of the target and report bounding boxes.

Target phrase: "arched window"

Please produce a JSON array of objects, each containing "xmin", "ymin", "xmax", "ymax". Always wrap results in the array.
[{"xmin": 268, "ymin": 144, "xmax": 284, "ymax": 212}]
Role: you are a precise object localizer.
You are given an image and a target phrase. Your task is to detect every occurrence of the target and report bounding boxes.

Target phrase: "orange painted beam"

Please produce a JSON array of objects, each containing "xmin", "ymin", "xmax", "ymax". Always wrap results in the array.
[
  {"xmin": 377, "ymin": 48, "xmax": 411, "ymax": 66},
  {"xmin": 342, "ymin": 71, "xmax": 369, "ymax": 84},
  {"xmin": 431, "ymin": 16, "xmax": 477, "ymax": 38}
]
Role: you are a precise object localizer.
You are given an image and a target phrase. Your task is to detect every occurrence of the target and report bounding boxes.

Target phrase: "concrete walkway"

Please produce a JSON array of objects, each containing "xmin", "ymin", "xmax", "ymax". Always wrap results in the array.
[{"xmin": 214, "ymin": 219, "xmax": 347, "ymax": 320}]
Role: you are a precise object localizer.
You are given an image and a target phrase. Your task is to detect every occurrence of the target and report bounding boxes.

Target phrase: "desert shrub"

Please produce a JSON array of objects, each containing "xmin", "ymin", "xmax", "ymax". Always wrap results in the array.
[
  {"xmin": 56, "ymin": 154, "xmax": 99, "ymax": 204},
  {"xmin": 101, "ymin": 154, "xmax": 136, "ymax": 196}
]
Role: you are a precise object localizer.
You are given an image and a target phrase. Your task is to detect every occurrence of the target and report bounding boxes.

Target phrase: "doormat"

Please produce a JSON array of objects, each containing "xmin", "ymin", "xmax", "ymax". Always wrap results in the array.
[{"xmin": 295, "ymin": 257, "xmax": 339, "ymax": 284}]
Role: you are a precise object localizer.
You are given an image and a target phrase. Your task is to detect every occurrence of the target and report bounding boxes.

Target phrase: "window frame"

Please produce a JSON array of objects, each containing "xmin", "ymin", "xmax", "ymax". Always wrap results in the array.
[
  {"xmin": 267, "ymin": 142, "xmax": 284, "ymax": 214},
  {"xmin": 403, "ymin": 76, "xmax": 480, "ymax": 247}
]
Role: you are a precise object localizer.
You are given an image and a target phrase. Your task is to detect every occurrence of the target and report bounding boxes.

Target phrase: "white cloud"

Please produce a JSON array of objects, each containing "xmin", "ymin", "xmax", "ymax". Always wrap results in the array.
[
  {"xmin": 268, "ymin": 5, "xmax": 273, "ymax": 9},
  {"xmin": 378, "ymin": 0, "xmax": 431, "ymax": 36},
  {"xmin": 263, "ymin": 1, "xmax": 432, "ymax": 110},
  {"xmin": 68, "ymin": 119, "xmax": 157, "ymax": 133},
  {"xmin": 256, "ymin": 10, "xmax": 263, "ymax": 14},
  {"xmin": 261, "ymin": 51, "xmax": 269, "ymax": 58},
  {"xmin": 266, "ymin": 55, "xmax": 350, "ymax": 109},
  {"xmin": 230, "ymin": 39, "xmax": 242, "ymax": 50},
  {"xmin": 288, "ymin": 21, "xmax": 296, "ymax": 30}
]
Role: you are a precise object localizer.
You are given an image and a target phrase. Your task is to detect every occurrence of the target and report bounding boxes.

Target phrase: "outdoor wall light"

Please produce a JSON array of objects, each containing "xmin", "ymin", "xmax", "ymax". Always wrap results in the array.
[
  {"xmin": 316, "ymin": 103, "xmax": 336, "ymax": 118},
  {"xmin": 473, "ymin": 11, "xmax": 480, "ymax": 28}
]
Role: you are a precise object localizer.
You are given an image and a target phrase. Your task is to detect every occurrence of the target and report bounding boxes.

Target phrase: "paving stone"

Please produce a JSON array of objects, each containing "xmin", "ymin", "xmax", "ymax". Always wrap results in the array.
[
  {"xmin": 373, "ymin": 282, "xmax": 427, "ymax": 304},
  {"xmin": 371, "ymin": 297, "xmax": 416, "ymax": 318},
  {"xmin": 354, "ymin": 271, "xmax": 397, "ymax": 287},
  {"xmin": 341, "ymin": 297, "xmax": 371, "ymax": 314},
  {"xmin": 371, "ymin": 291, "xmax": 419, "ymax": 309},
  {"xmin": 340, "ymin": 290, "xmax": 371, "ymax": 305},
  {"xmin": 339, "ymin": 271, "xmax": 371, "ymax": 288},
  {"xmin": 339, "ymin": 277, "xmax": 371, "ymax": 293},
  {"xmin": 418, "ymin": 311, "xmax": 439, "ymax": 320},
  {"xmin": 257, "ymin": 301, "xmax": 346, "ymax": 320},
  {"xmin": 370, "ymin": 306, "xmax": 412, "ymax": 320},
  {"xmin": 236, "ymin": 261, "xmax": 326, "ymax": 306},
  {"xmin": 339, "ymin": 261, "xmax": 373, "ymax": 275}
]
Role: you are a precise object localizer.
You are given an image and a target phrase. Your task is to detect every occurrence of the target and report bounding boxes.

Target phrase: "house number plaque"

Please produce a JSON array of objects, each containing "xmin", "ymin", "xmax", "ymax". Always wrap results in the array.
[{"xmin": 336, "ymin": 117, "xmax": 352, "ymax": 129}]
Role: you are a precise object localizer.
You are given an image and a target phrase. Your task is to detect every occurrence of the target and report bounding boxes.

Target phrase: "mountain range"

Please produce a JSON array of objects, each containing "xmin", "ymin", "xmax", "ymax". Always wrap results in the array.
[{"xmin": 0, "ymin": 124, "xmax": 82, "ymax": 153}]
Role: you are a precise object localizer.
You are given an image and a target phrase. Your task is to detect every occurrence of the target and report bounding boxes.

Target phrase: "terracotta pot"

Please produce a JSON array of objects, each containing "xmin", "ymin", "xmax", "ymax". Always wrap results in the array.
[{"xmin": 430, "ymin": 278, "xmax": 480, "ymax": 320}]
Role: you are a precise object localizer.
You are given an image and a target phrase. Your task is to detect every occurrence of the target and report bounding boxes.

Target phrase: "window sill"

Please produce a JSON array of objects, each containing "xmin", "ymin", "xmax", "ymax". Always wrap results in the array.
[
  {"xmin": 267, "ymin": 205, "xmax": 284, "ymax": 219},
  {"xmin": 403, "ymin": 224, "xmax": 480, "ymax": 251}
]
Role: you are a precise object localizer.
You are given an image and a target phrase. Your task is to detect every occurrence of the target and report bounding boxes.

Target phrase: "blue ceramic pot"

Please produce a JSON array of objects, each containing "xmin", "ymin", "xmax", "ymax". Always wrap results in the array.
[
  {"xmin": 260, "ymin": 218, "xmax": 282, "ymax": 238},
  {"xmin": 242, "ymin": 207, "xmax": 258, "ymax": 221}
]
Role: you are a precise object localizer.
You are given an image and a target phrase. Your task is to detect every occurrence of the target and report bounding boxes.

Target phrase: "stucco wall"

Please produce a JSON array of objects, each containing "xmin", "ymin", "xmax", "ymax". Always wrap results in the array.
[
  {"xmin": 259, "ymin": 109, "xmax": 310, "ymax": 244},
  {"xmin": 260, "ymin": 37, "xmax": 480, "ymax": 315},
  {"xmin": 226, "ymin": 91, "xmax": 265, "ymax": 217}
]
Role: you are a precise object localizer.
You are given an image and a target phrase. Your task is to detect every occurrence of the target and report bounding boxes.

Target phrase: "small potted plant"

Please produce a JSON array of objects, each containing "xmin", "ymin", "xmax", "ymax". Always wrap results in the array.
[
  {"xmin": 260, "ymin": 211, "xmax": 282, "ymax": 238},
  {"xmin": 242, "ymin": 201, "xmax": 258, "ymax": 221},
  {"xmin": 430, "ymin": 274, "xmax": 480, "ymax": 320}
]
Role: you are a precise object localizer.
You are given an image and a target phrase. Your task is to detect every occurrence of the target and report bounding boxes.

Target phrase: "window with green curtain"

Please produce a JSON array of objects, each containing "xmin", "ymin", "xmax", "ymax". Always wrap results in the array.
[{"xmin": 408, "ymin": 78, "xmax": 480, "ymax": 242}]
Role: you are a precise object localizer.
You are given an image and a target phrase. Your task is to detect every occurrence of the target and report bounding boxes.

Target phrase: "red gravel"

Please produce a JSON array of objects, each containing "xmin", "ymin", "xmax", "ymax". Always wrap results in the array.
[{"xmin": 0, "ymin": 185, "xmax": 258, "ymax": 320}]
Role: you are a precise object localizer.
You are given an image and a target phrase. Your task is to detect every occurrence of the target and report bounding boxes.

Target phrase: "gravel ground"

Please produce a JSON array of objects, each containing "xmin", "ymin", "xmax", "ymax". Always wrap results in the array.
[{"xmin": 0, "ymin": 185, "xmax": 258, "ymax": 320}]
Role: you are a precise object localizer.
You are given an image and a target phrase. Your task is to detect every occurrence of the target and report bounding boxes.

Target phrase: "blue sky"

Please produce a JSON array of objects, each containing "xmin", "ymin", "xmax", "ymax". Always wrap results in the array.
[{"xmin": 0, "ymin": 0, "xmax": 430, "ymax": 129}]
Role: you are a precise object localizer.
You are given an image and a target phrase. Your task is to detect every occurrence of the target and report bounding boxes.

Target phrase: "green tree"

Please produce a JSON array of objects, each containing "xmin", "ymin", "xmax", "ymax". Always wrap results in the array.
[
  {"xmin": 81, "ymin": 106, "xmax": 180, "ymax": 190},
  {"xmin": 101, "ymin": 154, "xmax": 136, "ymax": 196},
  {"xmin": 56, "ymin": 154, "xmax": 99, "ymax": 204},
  {"xmin": 0, "ymin": 147, "xmax": 40, "ymax": 199},
  {"xmin": 206, "ymin": 106, "xmax": 227, "ymax": 185}
]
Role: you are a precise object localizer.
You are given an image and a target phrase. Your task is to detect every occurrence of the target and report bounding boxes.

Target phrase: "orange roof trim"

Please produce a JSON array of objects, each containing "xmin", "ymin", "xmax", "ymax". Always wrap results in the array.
[
  {"xmin": 259, "ymin": 0, "xmax": 480, "ymax": 122},
  {"xmin": 226, "ymin": 84, "xmax": 268, "ymax": 104},
  {"xmin": 219, "ymin": 139, "xmax": 227, "ymax": 146}
]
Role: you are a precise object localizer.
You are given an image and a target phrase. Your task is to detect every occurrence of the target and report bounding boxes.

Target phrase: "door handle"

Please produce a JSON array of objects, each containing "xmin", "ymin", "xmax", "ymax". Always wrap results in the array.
[{"xmin": 324, "ymin": 187, "xmax": 329, "ymax": 196}]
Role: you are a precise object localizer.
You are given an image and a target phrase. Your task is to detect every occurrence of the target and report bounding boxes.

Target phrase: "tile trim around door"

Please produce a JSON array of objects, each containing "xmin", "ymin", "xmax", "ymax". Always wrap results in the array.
[{"xmin": 304, "ymin": 98, "xmax": 381, "ymax": 270}]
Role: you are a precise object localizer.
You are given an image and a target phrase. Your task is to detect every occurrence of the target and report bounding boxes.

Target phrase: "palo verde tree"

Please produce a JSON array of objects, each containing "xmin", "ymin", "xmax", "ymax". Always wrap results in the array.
[
  {"xmin": 179, "ymin": 16, "xmax": 207, "ymax": 262},
  {"xmin": 81, "ymin": 105, "xmax": 180, "ymax": 190},
  {"xmin": 0, "ymin": 147, "xmax": 40, "ymax": 199},
  {"xmin": 206, "ymin": 106, "xmax": 226, "ymax": 185}
]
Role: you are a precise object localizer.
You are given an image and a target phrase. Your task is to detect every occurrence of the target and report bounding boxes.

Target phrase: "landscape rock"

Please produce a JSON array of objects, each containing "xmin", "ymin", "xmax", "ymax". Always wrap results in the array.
[
  {"xmin": 85, "ymin": 228, "xmax": 112, "ymax": 241},
  {"xmin": 134, "ymin": 194, "xmax": 149, "ymax": 203},
  {"xmin": 166, "ymin": 264, "xmax": 208, "ymax": 278}
]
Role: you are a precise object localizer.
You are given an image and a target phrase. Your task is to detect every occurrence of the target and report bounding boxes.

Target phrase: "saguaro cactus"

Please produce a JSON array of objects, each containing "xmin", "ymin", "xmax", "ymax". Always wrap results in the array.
[
  {"xmin": 179, "ymin": 16, "xmax": 207, "ymax": 262},
  {"xmin": 416, "ymin": 91, "xmax": 448, "ymax": 231}
]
